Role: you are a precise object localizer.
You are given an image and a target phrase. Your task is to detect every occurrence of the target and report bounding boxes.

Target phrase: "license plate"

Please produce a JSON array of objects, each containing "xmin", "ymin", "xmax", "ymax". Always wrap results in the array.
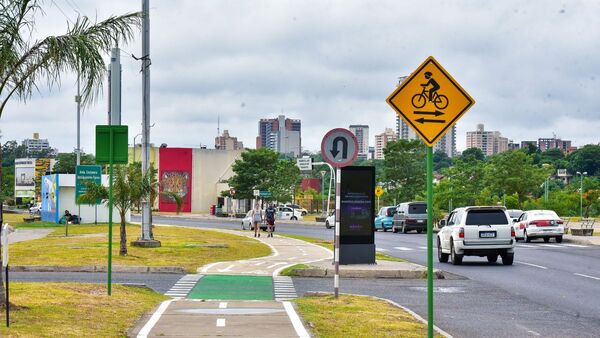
[
  {"xmin": 417, "ymin": 220, "xmax": 424, "ymax": 223},
  {"xmin": 479, "ymin": 231, "xmax": 496, "ymax": 238}
]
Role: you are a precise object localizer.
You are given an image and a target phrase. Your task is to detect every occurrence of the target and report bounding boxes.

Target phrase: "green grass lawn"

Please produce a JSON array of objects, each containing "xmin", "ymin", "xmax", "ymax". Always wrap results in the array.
[
  {"xmin": 295, "ymin": 294, "xmax": 443, "ymax": 338},
  {"xmin": 8, "ymin": 223, "xmax": 271, "ymax": 273},
  {"xmin": 0, "ymin": 282, "xmax": 167, "ymax": 337}
]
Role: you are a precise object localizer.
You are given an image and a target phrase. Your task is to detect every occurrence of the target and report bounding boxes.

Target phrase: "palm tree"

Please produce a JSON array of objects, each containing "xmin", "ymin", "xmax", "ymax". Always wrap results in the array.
[
  {"xmin": 0, "ymin": 0, "xmax": 142, "ymax": 305},
  {"xmin": 79, "ymin": 164, "xmax": 155, "ymax": 256}
]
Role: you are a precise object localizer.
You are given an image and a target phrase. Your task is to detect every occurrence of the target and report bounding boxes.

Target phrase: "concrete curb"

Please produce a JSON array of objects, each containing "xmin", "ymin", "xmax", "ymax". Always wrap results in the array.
[
  {"xmin": 10, "ymin": 265, "xmax": 186, "ymax": 274},
  {"xmin": 288, "ymin": 264, "xmax": 445, "ymax": 279},
  {"xmin": 563, "ymin": 235, "xmax": 600, "ymax": 246}
]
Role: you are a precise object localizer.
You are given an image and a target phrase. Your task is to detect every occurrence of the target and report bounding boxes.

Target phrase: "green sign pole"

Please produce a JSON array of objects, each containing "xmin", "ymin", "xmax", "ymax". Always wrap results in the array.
[
  {"xmin": 107, "ymin": 129, "xmax": 114, "ymax": 296},
  {"xmin": 426, "ymin": 146, "xmax": 434, "ymax": 338}
]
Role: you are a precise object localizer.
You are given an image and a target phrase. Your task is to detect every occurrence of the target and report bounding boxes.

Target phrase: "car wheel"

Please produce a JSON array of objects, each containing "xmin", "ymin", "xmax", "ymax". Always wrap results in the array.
[
  {"xmin": 392, "ymin": 226, "xmax": 398, "ymax": 233},
  {"xmin": 383, "ymin": 226, "xmax": 387, "ymax": 232},
  {"xmin": 543, "ymin": 237, "xmax": 550, "ymax": 243},
  {"xmin": 242, "ymin": 222, "xmax": 246, "ymax": 230},
  {"xmin": 417, "ymin": 229, "xmax": 423, "ymax": 234},
  {"xmin": 487, "ymin": 255, "xmax": 498, "ymax": 263},
  {"xmin": 438, "ymin": 238, "xmax": 449, "ymax": 263},
  {"xmin": 450, "ymin": 240, "xmax": 463, "ymax": 265},
  {"xmin": 501, "ymin": 253, "xmax": 514, "ymax": 265},
  {"xmin": 291, "ymin": 216, "xmax": 297, "ymax": 221},
  {"xmin": 301, "ymin": 211, "xmax": 307, "ymax": 216},
  {"xmin": 524, "ymin": 231, "xmax": 531, "ymax": 243},
  {"xmin": 556, "ymin": 236, "xmax": 563, "ymax": 243},
  {"xmin": 325, "ymin": 221, "xmax": 331, "ymax": 229}
]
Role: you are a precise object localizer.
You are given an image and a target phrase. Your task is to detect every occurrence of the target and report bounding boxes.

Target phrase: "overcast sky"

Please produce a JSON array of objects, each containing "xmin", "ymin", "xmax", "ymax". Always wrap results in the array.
[{"xmin": 1, "ymin": 0, "xmax": 599, "ymax": 155}]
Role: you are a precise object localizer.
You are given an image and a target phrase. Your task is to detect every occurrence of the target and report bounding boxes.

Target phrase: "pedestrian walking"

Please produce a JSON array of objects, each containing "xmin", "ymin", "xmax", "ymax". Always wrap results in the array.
[
  {"xmin": 265, "ymin": 204, "xmax": 276, "ymax": 237},
  {"xmin": 251, "ymin": 202, "xmax": 263, "ymax": 237}
]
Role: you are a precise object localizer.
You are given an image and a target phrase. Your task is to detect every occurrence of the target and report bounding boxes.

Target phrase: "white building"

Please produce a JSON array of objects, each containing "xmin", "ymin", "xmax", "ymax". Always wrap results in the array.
[
  {"xmin": 349, "ymin": 125, "xmax": 369, "ymax": 160},
  {"xmin": 22, "ymin": 132, "xmax": 51, "ymax": 153},
  {"xmin": 466, "ymin": 124, "xmax": 508, "ymax": 156},
  {"xmin": 375, "ymin": 128, "xmax": 397, "ymax": 160}
]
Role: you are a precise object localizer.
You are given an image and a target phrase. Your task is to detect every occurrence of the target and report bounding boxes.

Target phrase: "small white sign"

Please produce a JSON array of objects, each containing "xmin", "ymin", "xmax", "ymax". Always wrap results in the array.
[
  {"xmin": 253, "ymin": 189, "xmax": 260, "ymax": 197},
  {"xmin": 296, "ymin": 157, "xmax": 313, "ymax": 171}
]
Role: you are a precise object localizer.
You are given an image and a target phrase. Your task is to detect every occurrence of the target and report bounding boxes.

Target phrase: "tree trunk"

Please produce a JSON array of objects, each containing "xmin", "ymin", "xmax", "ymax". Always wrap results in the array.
[{"xmin": 119, "ymin": 211, "xmax": 127, "ymax": 256}]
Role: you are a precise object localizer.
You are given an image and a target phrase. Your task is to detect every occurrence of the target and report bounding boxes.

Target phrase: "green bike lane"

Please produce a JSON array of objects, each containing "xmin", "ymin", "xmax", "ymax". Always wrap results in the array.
[{"xmin": 133, "ymin": 231, "xmax": 332, "ymax": 337}]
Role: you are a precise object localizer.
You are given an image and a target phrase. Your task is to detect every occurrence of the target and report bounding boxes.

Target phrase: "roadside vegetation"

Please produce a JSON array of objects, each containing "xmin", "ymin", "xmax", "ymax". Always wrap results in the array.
[
  {"xmin": 295, "ymin": 294, "xmax": 443, "ymax": 338},
  {"xmin": 0, "ymin": 283, "xmax": 166, "ymax": 337},
  {"xmin": 8, "ymin": 223, "xmax": 271, "ymax": 272}
]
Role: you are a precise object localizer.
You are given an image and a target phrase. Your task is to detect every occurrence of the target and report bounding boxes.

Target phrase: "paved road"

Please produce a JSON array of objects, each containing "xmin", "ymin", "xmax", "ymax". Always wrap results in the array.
[{"xmin": 140, "ymin": 215, "xmax": 600, "ymax": 336}]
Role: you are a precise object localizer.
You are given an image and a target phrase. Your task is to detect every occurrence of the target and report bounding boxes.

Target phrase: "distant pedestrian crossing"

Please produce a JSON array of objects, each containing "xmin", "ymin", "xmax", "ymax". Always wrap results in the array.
[
  {"xmin": 165, "ymin": 274, "xmax": 202, "ymax": 298},
  {"xmin": 273, "ymin": 276, "xmax": 297, "ymax": 301}
]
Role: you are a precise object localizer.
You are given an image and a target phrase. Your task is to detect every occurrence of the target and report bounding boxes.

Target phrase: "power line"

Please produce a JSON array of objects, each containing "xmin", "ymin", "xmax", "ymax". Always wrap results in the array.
[{"xmin": 50, "ymin": 0, "xmax": 75, "ymax": 25}]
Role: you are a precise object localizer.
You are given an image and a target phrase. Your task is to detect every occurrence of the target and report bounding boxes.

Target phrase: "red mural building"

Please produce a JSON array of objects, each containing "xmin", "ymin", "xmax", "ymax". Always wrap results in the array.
[{"xmin": 159, "ymin": 148, "xmax": 193, "ymax": 213}]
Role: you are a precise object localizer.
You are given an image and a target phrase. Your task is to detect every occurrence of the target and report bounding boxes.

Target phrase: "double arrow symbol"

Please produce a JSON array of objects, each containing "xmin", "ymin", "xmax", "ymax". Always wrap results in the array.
[{"xmin": 414, "ymin": 110, "xmax": 445, "ymax": 124}]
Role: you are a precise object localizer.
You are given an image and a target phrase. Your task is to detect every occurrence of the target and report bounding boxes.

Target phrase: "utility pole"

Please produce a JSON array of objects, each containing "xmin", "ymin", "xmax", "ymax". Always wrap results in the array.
[
  {"xmin": 76, "ymin": 72, "xmax": 81, "ymax": 166},
  {"xmin": 137, "ymin": 0, "xmax": 160, "ymax": 247}
]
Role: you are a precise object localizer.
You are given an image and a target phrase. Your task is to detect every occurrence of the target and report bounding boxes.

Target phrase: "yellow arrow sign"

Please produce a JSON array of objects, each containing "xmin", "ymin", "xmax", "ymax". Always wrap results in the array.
[
  {"xmin": 386, "ymin": 56, "xmax": 475, "ymax": 147},
  {"xmin": 375, "ymin": 186, "xmax": 384, "ymax": 197}
]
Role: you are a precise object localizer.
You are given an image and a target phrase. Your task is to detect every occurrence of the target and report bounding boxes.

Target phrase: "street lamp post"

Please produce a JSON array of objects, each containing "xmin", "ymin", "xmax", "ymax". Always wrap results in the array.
[
  {"xmin": 132, "ymin": 133, "xmax": 142, "ymax": 162},
  {"xmin": 576, "ymin": 171, "xmax": 588, "ymax": 219},
  {"xmin": 320, "ymin": 170, "xmax": 326, "ymax": 215}
]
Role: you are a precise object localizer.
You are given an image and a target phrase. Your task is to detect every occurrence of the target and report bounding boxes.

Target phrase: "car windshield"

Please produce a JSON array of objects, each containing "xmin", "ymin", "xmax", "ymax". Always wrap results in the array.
[
  {"xmin": 408, "ymin": 203, "xmax": 426, "ymax": 214},
  {"xmin": 530, "ymin": 211, "xmax": 559, "ymax": 220},
  {"xmin": 386, "ymin": 207, "xmax": 396, "ymax": 216},
  {"xmin": 465, "ymin": 209, "xmax": 509, "ymax": 225}
]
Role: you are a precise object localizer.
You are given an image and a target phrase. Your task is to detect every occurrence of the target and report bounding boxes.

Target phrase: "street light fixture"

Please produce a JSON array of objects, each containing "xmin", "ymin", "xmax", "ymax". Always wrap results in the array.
[
  {"xmin": 132, "ymin": 133, "xmax": 142, "ymax": 162},
  {"xmin": 576, "ymin": 171, "xmax": 588, "ymax": 219}
]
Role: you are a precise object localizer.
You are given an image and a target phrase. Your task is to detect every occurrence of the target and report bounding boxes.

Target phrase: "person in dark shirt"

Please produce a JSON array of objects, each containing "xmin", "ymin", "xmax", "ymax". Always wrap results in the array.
[
  {"xmin": 265, "ymin": 204, "xmax": 276, "ymax": 238},
  {"xmin": 422, "ymin": 71, "xmax": 440, "ymax": 102}
]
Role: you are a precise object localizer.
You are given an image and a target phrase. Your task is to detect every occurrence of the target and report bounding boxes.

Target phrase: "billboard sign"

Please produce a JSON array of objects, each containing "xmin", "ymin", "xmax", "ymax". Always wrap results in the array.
[{"xmin": 76, "ymin": 165, "xmax": 102, "ymax": 204}]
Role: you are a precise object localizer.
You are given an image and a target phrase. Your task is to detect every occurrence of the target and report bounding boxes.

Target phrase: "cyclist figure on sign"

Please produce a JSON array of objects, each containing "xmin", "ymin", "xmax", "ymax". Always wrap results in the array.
[{"xmin": 422, "ymin": 71, "xmax": 440, "ymax": 103}]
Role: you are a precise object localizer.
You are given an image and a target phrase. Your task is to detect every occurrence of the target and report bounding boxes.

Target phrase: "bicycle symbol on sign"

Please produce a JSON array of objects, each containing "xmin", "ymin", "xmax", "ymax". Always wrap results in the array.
[{"xmin": 411, "ymin": 71, "xmax": 449, "ymax": 110}]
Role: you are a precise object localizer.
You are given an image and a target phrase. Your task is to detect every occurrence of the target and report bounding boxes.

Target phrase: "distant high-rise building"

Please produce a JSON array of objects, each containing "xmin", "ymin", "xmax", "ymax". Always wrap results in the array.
[
  {"xmin": 349, "ymin": 125, "xmax": 369, "ymax": 160},
  {"xmin": 368, "ymin": 146, "xmax": 375, "ymax": 160},
  {"xmin": 375, "ymin": 128, "xmax": 397, "ymax": 160},
  {"xmin": 538, "ymin": 137, "xmax": 572, "ymax": 152},
  {"xmin": 215, "ymin": 130, "xmax": 244, "ymax": 150},
  {"xmin": 256, "ymin": 115, "xmax": 301, "ymax": 157},
  {"xmin": 521, "ymin": 141, "xmax": 537, "ymax": 150},
  {"xmin": 22, "ymin": 133, "xmax": 50, "ymax": 153},
  {"xmin": 508, "ymin": 141, "xmax": 520, "ymax": 151},
  {"xmin": 433, "ymin": 125, "xmax": 457, "ymax": 157},
  {"xmin": 466, "ymin": 124, "xmax": 508, "ymax": 156},
  {"xmin": 396, "ymin": 116, "xmax": 419, "ymax": 141}
]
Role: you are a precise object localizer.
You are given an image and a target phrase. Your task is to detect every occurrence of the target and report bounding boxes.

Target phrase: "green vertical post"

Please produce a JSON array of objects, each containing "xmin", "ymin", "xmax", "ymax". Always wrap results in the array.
[
  {"xmin": 107, "ymin": 129, "xmax": 113, "ymax": 296},
  {"xmin": 426, "ymin": 146, "xmax": 433, "ymax": 338}
]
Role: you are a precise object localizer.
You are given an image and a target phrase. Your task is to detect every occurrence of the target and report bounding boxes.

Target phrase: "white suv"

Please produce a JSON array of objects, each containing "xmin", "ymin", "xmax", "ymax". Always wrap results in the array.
[{"xmin": 437, "ymin": 206, "xmax": 516, "ymax": 265}]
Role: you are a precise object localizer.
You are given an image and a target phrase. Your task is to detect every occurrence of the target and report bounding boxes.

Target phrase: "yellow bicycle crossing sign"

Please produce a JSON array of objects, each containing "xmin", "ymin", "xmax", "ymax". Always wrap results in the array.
[
  {"xmin": 375, "ymin": 186, "xmax": 384, "ymax": 197},
  {"xmin": 386, "ymin": 56, "xmax": 475, "ymax": 147}
]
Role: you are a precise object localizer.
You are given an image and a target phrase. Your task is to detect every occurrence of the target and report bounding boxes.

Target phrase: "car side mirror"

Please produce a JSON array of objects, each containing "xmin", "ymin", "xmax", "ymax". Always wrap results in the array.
[
  {"xmin": 512, "ymin": 219, "xmax": 518, "ymax": 223},
  {"xmin": 439, "ymin": 219, "xmax": 446, "ymax": 227}
]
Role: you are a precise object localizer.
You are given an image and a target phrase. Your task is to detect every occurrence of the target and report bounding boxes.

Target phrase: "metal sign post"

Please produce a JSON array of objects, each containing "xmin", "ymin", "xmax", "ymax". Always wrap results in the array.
[
  {"xmin": 96, "ymin": 125, "xmax": 128, "ymax": 296},
  {"xmin": 321, "ymin": 128, "xmax": 359, "ymax": 299},
  {"xmin": 2, "ymin": 223, "xmax": 10, "ymax": 327},
  {"xmin": 387, "ymin": 56, "xmax": 475, "ymax": 338}
]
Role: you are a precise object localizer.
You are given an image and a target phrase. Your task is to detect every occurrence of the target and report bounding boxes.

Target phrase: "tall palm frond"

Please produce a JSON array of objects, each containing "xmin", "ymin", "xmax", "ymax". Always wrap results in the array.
[{"xmin": 0, "ymin": 0, "xmax": 142, "ymax": 118}]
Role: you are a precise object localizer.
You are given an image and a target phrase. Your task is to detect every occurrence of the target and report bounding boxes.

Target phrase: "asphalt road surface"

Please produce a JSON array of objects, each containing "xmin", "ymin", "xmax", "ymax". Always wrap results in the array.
[{"xmin": 139, "ymin": 215, "xmax": 600, "ymax": 337}]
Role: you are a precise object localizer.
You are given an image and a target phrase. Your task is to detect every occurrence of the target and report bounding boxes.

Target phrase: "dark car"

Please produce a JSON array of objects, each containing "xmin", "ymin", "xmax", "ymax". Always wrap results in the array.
[{"xmin": 392, "ymin": 201, "xmax": 427, "ymax": 233}]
